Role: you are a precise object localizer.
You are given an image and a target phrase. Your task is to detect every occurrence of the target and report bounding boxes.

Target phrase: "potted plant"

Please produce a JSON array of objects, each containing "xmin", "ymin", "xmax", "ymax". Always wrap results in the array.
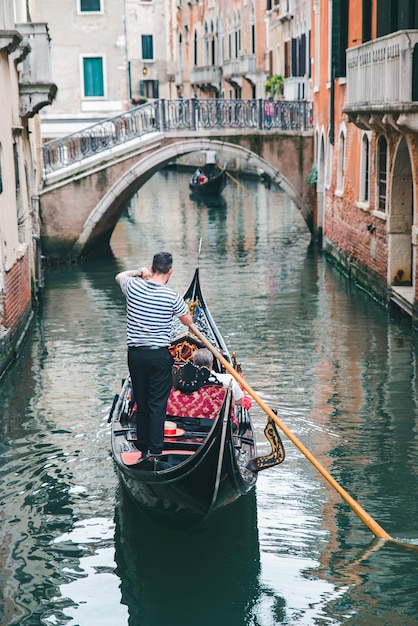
[{"xmin": 264, "ymin": 74, "xmax": 284, "ymax": 98}]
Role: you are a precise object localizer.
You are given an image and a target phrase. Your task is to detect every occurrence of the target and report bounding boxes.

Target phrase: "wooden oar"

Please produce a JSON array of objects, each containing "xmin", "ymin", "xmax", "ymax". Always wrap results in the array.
[
  {"xmin": 189, "ymin": 323, "xmax": 392, "ymax": 541},
  {"xmin": 216, "ymin": 161, "xmax": 251, "ymax": 195}
]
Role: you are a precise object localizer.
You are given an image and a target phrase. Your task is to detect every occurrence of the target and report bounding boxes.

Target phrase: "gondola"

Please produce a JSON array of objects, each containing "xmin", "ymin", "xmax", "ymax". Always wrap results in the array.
[
  {"xmin": 109, "ymin": 265, "xmax": 285, "ymax": 528},
  {"xmin": 189, "ymin": 166, "xmax": 227, "ymax": 197}
]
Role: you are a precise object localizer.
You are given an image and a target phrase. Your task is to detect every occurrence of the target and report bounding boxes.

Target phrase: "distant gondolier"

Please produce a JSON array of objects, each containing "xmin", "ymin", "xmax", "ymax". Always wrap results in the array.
[
  {"xmin": 204, "ymin": 149, "xmax": 217, "ymax": 178},
  {"xmin": 116, "ymin": 252, "xmax": 193, "ymax": 460}
]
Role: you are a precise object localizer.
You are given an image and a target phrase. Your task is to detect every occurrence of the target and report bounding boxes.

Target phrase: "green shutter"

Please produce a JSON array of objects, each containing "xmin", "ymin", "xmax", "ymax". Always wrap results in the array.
[
  {"xmin": 142, "ymin": 35, "xmax": 154, "ymax": 60},
  {"xmin": 80, "ymin": 0, "xmax": 101, "ymax": 11},
  {"xmin": 83, "ymin": 58, "xmax": 104, "ymax": 97}
]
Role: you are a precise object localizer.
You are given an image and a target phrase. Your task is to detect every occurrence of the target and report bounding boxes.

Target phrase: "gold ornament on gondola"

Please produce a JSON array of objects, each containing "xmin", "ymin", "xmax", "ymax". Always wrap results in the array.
[{"xmin": 187, "ymin": 298, "xmax": 199, "ymax": 318}]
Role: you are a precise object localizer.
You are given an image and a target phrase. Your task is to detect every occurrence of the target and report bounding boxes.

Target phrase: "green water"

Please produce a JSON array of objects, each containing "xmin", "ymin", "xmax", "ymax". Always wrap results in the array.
[{"xmin": 0, "ymin": 170, "xmax": 417, "ymax": 625}]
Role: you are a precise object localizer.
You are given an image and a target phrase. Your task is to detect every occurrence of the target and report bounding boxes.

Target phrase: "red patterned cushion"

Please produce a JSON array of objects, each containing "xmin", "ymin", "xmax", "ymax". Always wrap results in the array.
[{"xmin": 166, "ymin": 385, "xmax": 227, "ymax": 419}]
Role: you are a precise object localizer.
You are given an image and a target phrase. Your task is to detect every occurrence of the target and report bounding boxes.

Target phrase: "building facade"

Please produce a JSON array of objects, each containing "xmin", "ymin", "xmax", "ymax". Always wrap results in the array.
[
  {"xmin": 36, "ymin": 0, "xmax": 128, "ymax": 139},
  {"xmin": 126, "ymin": 0, "xmax": 177, "ymax": 103},
  {"xmin": 0, "ymin": 0, "xmax": 56, "ymax": 376},
  {"xmin": 36, "ymin": 0, "xmax": 179, "ymax": 139},
  {"xmin": 265, "ymin": 0, "xmax": 311, "ymax": 102},
  {"xmin": 175, "ymin": 0, "xmax": 269, "ymax": 99},
  {"xmin": 312, "ymin": 0, "xmax": 418, "ymax": 319}
]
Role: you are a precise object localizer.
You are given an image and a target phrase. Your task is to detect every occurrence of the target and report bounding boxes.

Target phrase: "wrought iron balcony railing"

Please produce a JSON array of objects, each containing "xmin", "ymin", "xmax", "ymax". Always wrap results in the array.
[{"xmin": 42, "ymin": 98, "xmax": 313, "ymax": 175}]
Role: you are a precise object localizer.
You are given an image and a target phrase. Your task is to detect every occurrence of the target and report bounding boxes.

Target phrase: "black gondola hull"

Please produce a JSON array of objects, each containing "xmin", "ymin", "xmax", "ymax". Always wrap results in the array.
[
  {"xmin": 111, "ymin": 401, "xmax": 257, "ymax": 528},
  {"xmin": 189, "ymin": 169, "xmax": 227, "ymax": 197}
]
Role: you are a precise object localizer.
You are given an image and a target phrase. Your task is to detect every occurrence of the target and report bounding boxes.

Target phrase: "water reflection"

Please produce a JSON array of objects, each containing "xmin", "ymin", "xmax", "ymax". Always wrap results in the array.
[
  {"xmin": 189, "ymin": 193, "xmax": 228, "ymax": 211},
  {"xmin": 114, "ymin": 488, "xmax": 265, "ymax": 626},
  {"xmin": 1, "ymin": 170, "xmax": 418, "ymax": 624}
]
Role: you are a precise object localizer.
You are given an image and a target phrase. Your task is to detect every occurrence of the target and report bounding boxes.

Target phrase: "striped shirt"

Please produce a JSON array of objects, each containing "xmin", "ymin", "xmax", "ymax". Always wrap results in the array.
[{"xmin": 119, "ymin": 276, "xmax": 188, "ymax": 347}]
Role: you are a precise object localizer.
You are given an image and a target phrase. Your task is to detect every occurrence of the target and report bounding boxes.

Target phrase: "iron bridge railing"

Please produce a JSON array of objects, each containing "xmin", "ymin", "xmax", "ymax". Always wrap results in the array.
[{"xmin": 42, "ymin": 98, "xmax": 313, "ymax": 175}]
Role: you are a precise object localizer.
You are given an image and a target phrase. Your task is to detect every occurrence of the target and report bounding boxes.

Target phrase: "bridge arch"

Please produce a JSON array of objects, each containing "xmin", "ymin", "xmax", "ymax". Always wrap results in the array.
[{"xmin": 72, "ymin": 138, "xmax": 313, "ymax": 258}]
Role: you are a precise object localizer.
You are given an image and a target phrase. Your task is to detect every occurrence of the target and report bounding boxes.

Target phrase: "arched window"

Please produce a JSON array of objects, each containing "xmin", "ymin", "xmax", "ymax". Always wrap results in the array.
[
  {"xmin": 377, "ymin": 136, "xmax": 388, "ymax": 212},
  {"xmin": 204, "ymin": 22, "xmax": 209, "ymax": 66},
  {"xmin": 337, "ymin": 129, "xmax": 345, "ymax": 193},
  {"xmin": 360, "ymin": 132, "xmax": 371, "ymax": 204},
  {"xmin": 326, "ymin": 128, "xmax": 333, "ymax": 187},
  {"xmin": 251, "ymin": 4, "xmax": 255, "ymax": 54},
  {"xmin": 178, "ymin": 34, "xmax": 183, "ymax": 75},
  {"xmin": 218, "ymin": 19, "xmax": 223, "ymax": 66}
]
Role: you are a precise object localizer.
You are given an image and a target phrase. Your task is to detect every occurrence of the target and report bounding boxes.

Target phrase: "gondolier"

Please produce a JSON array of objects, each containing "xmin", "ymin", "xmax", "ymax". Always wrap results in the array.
[
  {"xmin": 115, "ymin": 252, "xmax": 193, "ymax": 460},
  {"xmin": 110, "ymin": 261, "xmax": 285, "ymax": 528}
]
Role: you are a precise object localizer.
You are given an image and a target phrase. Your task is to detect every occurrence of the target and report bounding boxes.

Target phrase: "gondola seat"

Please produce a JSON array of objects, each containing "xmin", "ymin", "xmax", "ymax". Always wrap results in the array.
[{"xmin": 166, "ymin": 385, "xmax": 227, "ymax": 419}]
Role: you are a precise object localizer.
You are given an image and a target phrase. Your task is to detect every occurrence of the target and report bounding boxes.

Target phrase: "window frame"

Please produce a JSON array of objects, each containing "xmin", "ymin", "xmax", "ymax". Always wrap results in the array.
[
  {"xmin": 81, "ymin": 55, "xmax": 106, "ymax": 98},
  {"xmin": 358, "ymin": 131, "xmax": 371, "ymax": 208},
  {"xmin": 141, "ymin": 34, "xmax": 154, "ymax": 61},
  {"xmin": 377, "ymin": 135, "xmax": 388, "ymax": 213},
  {"xmin": 79, "ymin": 0, "xmax": 102, "ymax": 14},
  {"xmin": 336, "ymin": 127, "xmax": 346, "ymax": 195}
]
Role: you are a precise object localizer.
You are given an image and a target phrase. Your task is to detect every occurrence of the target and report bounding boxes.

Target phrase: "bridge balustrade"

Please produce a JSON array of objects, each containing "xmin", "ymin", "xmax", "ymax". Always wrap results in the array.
[{"xmin": 42, "ymin": 98, "xmax": 313, "ymax": 175}]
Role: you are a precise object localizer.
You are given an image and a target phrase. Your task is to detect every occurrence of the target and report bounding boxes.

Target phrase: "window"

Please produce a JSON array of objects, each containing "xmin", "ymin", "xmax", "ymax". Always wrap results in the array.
[
  {"xmin": 360, "ymin": 133, "xmax": 371, "ymax": 204},
  {"xmin": 291, "ymin": 34, "xmax": 307, "ymax": 78},
  {"xmin": 284, "ymin": 40, "xmax": 290, "ymax": 78},
  {"xmin": 80, "ymin": 0, "xmax": 101, "ymax": 12},
  {"xmin": 83, "ymin": 57, "xmax": 104, "ymax": 97},
  {"xmin": 251, "ymin": 4, "xmax": 255, "ymax": 54},
  {"xmin": 362, "ymin": 1, "xmax": 372, "ymax": 42},
  {"xmin": 413, "ymin": 44, "xmax": 418, "ymax": 102},
  {"xmin": 194, "ymin": 31, "xmax": 198, "ymax": 66},
  {"xmin": 325, "ymin": 131, "xmax": 332, "ymax": 187},
  {"xmin": 331, "ymin": 0, "xmax": 349, "ymax": 78},
  {"xmin": 204, "ymin": 23, "xmax": 209, "ymax": 66},
  {"xmin": 141, "ymin": 35, "xmax": 154, "ymax": 61},
  {"xmin": 377, "ymin": 136, "xmax": 388, "ymax": 212},
  {"xmin": 337, "ymin": 130, "xmax": 345, "ymax": 192},
  {"xmin": 139, "ymin": 79, "xmax": 159, "ymax": 99}
]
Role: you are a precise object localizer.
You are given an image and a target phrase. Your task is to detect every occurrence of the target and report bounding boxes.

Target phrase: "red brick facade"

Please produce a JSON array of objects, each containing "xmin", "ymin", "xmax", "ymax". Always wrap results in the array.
[
  {"xmin": 3, "ymin": 251, "xmax": 32, "ymax": 330},
  {"xmin": 313, "ymin": 0, "xmax": 418, "ymax": 313},
  {"xmin": 0, "ymin": 249, "xmax": 34, "ymax": 377}
]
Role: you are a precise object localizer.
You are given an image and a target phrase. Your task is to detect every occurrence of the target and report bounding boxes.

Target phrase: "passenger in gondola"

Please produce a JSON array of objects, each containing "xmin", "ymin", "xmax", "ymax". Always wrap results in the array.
[
  {"xmin": 116, "ymin": 252, "xmax": 193, "ymax": 461},
  {"xmin": 192, "ymin": 348, "xmax": 245, "ymax": 407},
  {"xmin": 192, "ymin": 168, "xmax": 201, "ymax": 184}
]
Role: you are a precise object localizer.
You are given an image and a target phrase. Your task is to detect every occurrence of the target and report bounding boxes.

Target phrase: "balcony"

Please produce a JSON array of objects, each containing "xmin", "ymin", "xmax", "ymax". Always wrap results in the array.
[
  {"xmin": 16, "ymin": 22, "xmax": 57, "ymax": 118},
  {"xmin": 222, "ymin": 59, "xmax": 240, "ymax": 80},
  {"xmin": 344, "ymin": 30, "xmax": 418, "ymax": 133},
  {"xmin": 190, "ymin": 65, "xmax": 221, "ymax": 89},
  {"xmin": 239, "ymin": 54, "xmax": 256, "ymax": 75}
]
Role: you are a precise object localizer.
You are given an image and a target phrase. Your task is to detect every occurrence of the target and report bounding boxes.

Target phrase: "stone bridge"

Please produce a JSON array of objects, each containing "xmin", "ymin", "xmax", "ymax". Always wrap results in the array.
[{"xmin": 39, "ymin": 99, "xmax": 314, "ymax": 260}]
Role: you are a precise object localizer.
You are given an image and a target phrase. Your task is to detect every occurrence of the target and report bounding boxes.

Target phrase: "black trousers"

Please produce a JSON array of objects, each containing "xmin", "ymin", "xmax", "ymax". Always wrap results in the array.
[{"xmin": 128, "ymin": 347, "xmax": 173, "ymax": 454}]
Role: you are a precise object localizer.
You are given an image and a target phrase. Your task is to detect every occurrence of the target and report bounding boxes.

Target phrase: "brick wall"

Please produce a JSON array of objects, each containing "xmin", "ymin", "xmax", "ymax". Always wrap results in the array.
[{"xmin": 2, "ymin": 250, "xmax": 32, "ymax": 330}]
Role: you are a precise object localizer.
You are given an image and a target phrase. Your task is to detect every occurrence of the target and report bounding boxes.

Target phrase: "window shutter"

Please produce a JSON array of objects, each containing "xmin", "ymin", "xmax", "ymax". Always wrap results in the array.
[
  {"xmin": 291, "ymin": 38, "xmax": 297, "ymax": 77},
  {"xmin": 331, "ymin": 0, "xmax": 348, "ymax": 78},
  {"xmin": 300, "ymin": 34, "xmax": 306, "ymax": 76},
  {"xmin": 284, "ymin": 40, "xmax": 290, "ymax": 78}
]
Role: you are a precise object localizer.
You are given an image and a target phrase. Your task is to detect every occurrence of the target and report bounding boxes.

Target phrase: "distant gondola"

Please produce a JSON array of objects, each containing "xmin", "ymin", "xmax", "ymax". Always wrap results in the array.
[
  {"xmin": 189, "ymin": 167, "xmax": 227, "ymax": 197},
  {"xmin": 109, "ymin": 264, "xmax": 285, "ymax": 528}
]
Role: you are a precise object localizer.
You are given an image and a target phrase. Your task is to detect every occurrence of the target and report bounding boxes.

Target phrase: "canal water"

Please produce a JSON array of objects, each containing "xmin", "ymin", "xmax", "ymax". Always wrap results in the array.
[{"xmin": 1, "ymin": 170, "xmax": 418, "ymax": 625}]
